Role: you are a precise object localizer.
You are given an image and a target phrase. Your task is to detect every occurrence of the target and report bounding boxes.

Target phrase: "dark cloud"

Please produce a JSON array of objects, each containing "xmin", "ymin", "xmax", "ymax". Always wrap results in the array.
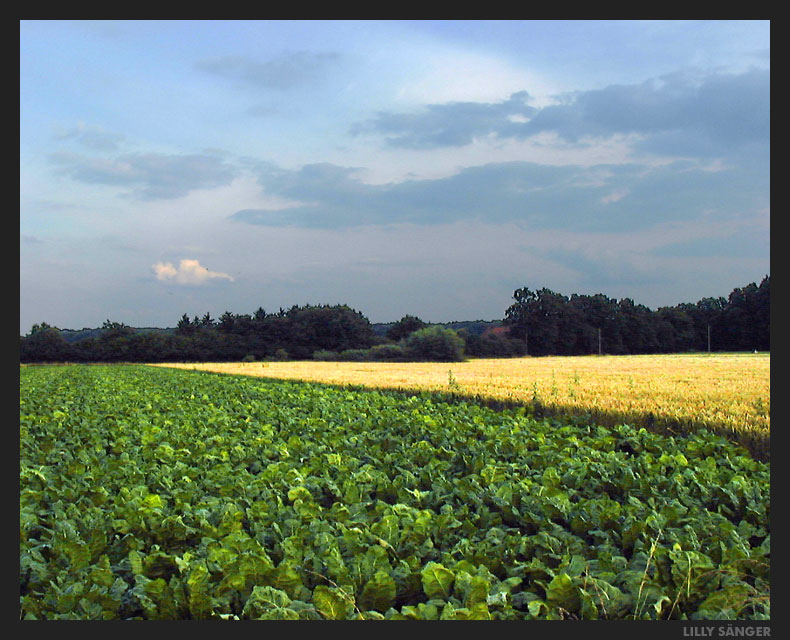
[
  {"xmin": 350, "ymin": 91, "xmax": 537, "ymax": 148},
  {"xmin": 48, "ymin": 151, "xmax": 239, "ymax": 200},
  {"xmin": 352, "ymin": 68, "xmax": 769, "ymax": 159},
  {"xmin": 195, "ymin": 51, "xmax": 341, "ymax": 90},
  {"xmin": 231, "ymin": 158, "xmax": 767, "ymax": 231}
]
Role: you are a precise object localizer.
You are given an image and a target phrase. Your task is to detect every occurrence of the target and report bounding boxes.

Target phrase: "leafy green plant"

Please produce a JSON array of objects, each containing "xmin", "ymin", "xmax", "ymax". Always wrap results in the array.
[{"xmin": 19, "ymin": 364, "xmax": 770, "ymax": 620}]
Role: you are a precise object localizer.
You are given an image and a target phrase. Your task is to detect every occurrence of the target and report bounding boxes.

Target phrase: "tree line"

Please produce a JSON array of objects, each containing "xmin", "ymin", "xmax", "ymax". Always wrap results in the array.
[
  {"xmin": 503, "ymin": 275, "xmax": 769, "ymax": 356},
  {"xmin": 19, "ymin": 276, "xmax": 769, "ymax": 363}
]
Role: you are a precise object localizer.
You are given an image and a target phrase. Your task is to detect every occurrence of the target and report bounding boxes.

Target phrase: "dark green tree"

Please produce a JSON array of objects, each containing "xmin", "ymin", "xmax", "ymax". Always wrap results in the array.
[
  {"xmin": 218, "ymin": 311, "xmax": 236, "ymax": 333},
  {"xmin": 505, "ymin": 287, "xmax": 573, "ymax": 355},
  {"xmin": 199, "ymin": 312, "xmax": 215, "ymax": 329},
  {"xmin": 386, "ymin": 315, "xmax": 427, "ymax": 342},
  {"xmin": 403, "ymin": 326, "xmax": 465, "ymax": 361},
  {"xmin": 20, "ymin": 323, "xmax": 70, "ymax": 362},
  {"xmin": 176, "ymin": 313, "xmax": 195, "ymax": 336},
  {"xmin": 286, "ymin": 304, "xmax": 376, "ymax": 358}
]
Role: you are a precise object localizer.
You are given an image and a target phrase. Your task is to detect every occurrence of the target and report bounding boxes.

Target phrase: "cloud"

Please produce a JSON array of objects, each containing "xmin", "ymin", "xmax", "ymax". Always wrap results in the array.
[
  {"xmin": 231, "ymin": 157, "xmax": 768, "ymax": 232},
  {"xmin": 49, "ymin": 151, "xmax": 239, "ymax": 200},
  {"xmin": 350, "ymin": 68, "xmax": 769, "ymax": 159},
  {"xmin": 350, "ymin": 91, "xmax": 538, "ymax": 148},
  {"xmin": 195, "ymin": 51, "xmax": 341, "ymax": 90},
  {"xmin": 152, "ymin": 259, "xmax": 234, "ymax": 285},
  {"xmin": 524, "ymin": 68, "xmax": 769, "ymax": 156},
  {"xmin": 54, "ymin": 122, "xmax": 125, "ymax": 152}
]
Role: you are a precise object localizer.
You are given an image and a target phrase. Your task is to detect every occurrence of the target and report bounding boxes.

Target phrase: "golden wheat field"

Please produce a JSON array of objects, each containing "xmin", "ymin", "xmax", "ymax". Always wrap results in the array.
[{"xmin": 154, "ymin": 352, "xmax": 769, "ymax": 457}]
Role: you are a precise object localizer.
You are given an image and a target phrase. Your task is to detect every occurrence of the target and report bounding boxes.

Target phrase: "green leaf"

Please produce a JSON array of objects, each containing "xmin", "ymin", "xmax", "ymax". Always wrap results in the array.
[
  {"xmin": 242, "ymin": 585, "xmax": 293, "ymax": 619},
  {"xmin": 695, "ymin": 584, "xmax": 754, "ymax": 619},
  {"xmin": 313, "ymin": 585, "xmax": 354, "ymax": 620},
  {"xmin": 88, "ymin": 555, "xmax": 114, "ymax": 588},
  {"xmin": 400, "ymin": 603, "xmax": 440, "ymax": 620},
  {"xmin": 465, "ymin": 575, "xmax": 490, "ymax": 607},
  {"xmin": 360, "ymin": 569, "xmax": 397, "ymax": 612},
  {"xmin": 440, "ymin": 603, "xmax": 471, "ymax": 620},
  {"xmin": 271, "ymin": 563, "xmax": 304, "ymax": 599},
  {"xmin": 468, "ymin": 602, "xmax": 492, "ymax": 620},
  {"xmin": 128, "ymin": 549, "xmax": 144, "ymax": 576},
  {"xmin": 187, "ymin": 563, "xmax": 213, "ymax": 619},
  {"xmin": 669, "ymin": 549, "xmax": 718, "ymax": 598},
  {"xmin": 421, "ymin": 561, "xmax": 455, "ymax": 599},
  {"xmin": 546, "ymin": 572, "xmax": 581, "ymax": 614},
  {"xmin": 287, "ymin": 486, "xmax": 313, "ymax": 502}
]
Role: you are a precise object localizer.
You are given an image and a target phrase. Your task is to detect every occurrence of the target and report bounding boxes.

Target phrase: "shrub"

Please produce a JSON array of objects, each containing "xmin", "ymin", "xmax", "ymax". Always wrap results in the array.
[
  {"xmin": 465, "ymin": 334, "xmax": 527, "ymax": 357},
  {"xmin": 313, "ymin": 349, "xmax": 340, "ymax": 361},
  {"xmin": 337, "ymin": 349, "xmax": 371, "ymax": 361},
  {"xmin": 386, "ymin": 315, "xmax": 427, "ymax": 342},
  {"xmin": 242, "ymin": 354, "xmax": 257, "ymax": 362},
  {"xmin": 367, "ymin": 343, "xmax": 408, "ymax": 361},
  {"xmin": 403, "ymin": 327, "xmax": 465, "ymax": 362}
]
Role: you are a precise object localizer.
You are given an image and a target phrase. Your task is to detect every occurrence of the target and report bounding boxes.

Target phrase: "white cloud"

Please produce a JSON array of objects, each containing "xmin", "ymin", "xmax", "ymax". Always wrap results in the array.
[{"xmin": 152, "ymin": 259, "xmax": 234, "ymax": 285}]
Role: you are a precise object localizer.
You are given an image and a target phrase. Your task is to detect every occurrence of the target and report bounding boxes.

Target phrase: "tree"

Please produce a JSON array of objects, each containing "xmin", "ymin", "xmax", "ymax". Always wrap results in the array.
[
  {"xmin": 618, "ymin": 298, "xmax": 659, "ymax": 354},
  {"xmin": 176, "ymin": 313, "xmax": 194, "ymax": 336},
  {"xmin": 101, "ymin": 319, "xmax": 133, "ymax": 337},
  {"xmin": 286, "ymin": 304, "xmax": 376, "ymax": 358},
  {"xmin": 504, "ymin": 287, "xmax": 572, "ymax": 355},
  {"xmin": 386, "ymin": 315, "xmax": 427, "ymax": 342},
  {"xmin": 199, "ymin": 312, "xmax": 215, "ymax": 329},
  {"xmin": 403, "ymin": 327, "xmax": 465, "ymax": 361},
  {"xmin": 218, "ymin": 311, "xmax": 236, "ymax": 333},
  {"xmin": 723, "ymin": 276, "xmax": 769, "ymax": 351},
  {"xmin": 20, "ymin": 323, "xmax": 70, "ymax": 362},
  {"xmin": 688, "ymin": 297, "xmax": 727, "ymax": 352},
  {"xmin": 655, "ymin": 307, "xmax": 695, "ymax": 352}
]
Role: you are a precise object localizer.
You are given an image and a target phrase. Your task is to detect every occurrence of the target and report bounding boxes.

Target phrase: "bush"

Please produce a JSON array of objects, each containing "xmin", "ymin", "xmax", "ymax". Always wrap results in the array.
[
  {"xmin": 337, "ymin": 349, "xmax": 371, "ymax": 361},
  {"xmin": 403, "ymin": 327, "xmax": 465, "ymax": 362},
  {"xmin": 313, "ymin": 349, "xmax": 340, "ymax": 361},
  {"xmin": 386, "ymin": 315, "xmax": 427, "ymax": 342},
  {"xmin": 465, "ymin": 333, "xmax": 527, "ymax": 357},
  {"xmin": 367, "ymin": 343, "xmax": 408, "ymax": 361},
  {"xmin": 242, "ymin": 354, "xmax": 257, "ymax": 362}
]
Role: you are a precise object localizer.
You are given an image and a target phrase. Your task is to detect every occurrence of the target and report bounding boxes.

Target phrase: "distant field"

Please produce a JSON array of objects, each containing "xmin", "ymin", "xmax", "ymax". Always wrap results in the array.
[{"xmin": 154, "ymin": 353, "xmax": 770, "ymax": 459}]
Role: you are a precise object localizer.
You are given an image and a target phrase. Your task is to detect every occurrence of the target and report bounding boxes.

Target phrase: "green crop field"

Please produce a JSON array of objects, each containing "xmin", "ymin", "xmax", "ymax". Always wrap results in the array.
[{"xmin": 20, "ymin": 364, "xmax": 770, "ymax": 620}]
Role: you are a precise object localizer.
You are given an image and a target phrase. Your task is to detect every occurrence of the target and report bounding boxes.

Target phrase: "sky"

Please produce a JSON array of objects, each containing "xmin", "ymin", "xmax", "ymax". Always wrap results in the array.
[{"xmin": 20, "ymin": 20, "xmax": 770, "ymax": 333}]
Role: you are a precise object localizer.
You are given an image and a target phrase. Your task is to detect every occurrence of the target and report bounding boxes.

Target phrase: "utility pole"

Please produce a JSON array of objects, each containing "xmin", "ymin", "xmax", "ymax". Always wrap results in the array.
[{"xmin": 598, "ymin": 327, "xmax": 602, "ymax": 355}]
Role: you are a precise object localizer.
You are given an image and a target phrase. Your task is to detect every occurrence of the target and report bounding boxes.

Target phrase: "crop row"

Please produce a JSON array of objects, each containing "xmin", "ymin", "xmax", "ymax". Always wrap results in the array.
[
  {"xmin": 20, "ymin": 365, "xmax": 769, "ymax": 620},
  {"xmin": 157, "ymin": 353, "xmax": 771, "ymax": 460}
]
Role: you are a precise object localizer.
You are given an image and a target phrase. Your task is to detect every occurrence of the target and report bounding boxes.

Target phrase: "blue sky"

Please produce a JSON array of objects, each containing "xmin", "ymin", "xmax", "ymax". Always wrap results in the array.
[{"xmin": 20, "ymin": 20, "xmax": 770, "ymax": 333}]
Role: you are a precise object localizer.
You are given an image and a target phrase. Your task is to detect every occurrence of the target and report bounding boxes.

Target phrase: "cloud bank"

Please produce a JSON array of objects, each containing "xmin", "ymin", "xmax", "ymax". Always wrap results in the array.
[
  {"xmin": 49, "ymin": 152, "xmax": 239, "ymax": 200},
  {"xmin": 351, "ymin": 68, "xmax": 769, "ymax": 158},
  {"xmin": 231, "ymin": 157, "xmax": 767, "ymax": 232}
]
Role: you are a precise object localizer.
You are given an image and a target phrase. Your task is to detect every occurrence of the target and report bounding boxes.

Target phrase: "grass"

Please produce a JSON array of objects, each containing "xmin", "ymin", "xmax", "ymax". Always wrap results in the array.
[{"xmin": 152, "ymin": 352, "xmax": 770, "ymax": 460}]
